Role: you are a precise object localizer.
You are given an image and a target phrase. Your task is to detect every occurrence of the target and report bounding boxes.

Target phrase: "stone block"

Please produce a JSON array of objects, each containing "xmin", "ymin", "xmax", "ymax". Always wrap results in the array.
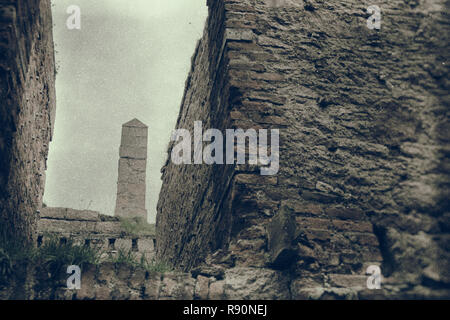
[
  {"xmin": 325, "ymin": 207, "xmax": 365, "ymax": 221},
  {"xmin": 94, "ymin": 221, "xmax": 123, "ymax": 235},
  {"xmin": 224, "ymin": 268, "xmax": 290, "ymax": 300},
  {"xmin": 268, "ymin": 206, "xmax": 297, "ymax": 269},
  {"xmin": 328, "ymin": 274, "xmax": 367, "ymax": 289},
  {"xmin": 332, "ymin": 220, "xmax": 373, "ymax": 233},
  {"xmin": 143, "ymin": 274, "xmax": 161, "ymax": 300},
  {"xmin": 194, "ymin": 275, "xmax": 210, "ymax": 300},
  {"xmin": 65, "ymin": 208, "xmax": 101, "ymax": 221},
  {"xmin": 225, "ymin": 28, "xmax": 254, "ymax": 42},
  {"xmin": 209, "ymin": 280, "xmax": 225, "ymax": 300},
  {"xmin": 119, "ymin": 146, "xmax": 147, "ymax": 159}
]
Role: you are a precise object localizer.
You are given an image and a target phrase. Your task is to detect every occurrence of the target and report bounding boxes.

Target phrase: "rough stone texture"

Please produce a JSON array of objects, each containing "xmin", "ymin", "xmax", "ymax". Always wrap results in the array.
[
  {"xmin": 156, "ymin": 0, "xmax": 450, "ymax": 299},
  {"xmin": 37, "ymin": 207, "xmax": 156, "ymax": 261},
  {"xmin": 0, "ymin": 262, "xmax": 296, "ymax": 300},
  {"xmin": 156, "ymin": 0, "xmax": 236, "ymax": 271},
  {"xmin": 115, "ymin": 119, "xmax": 148, "ymax": 220},
  {"xmin": 223, "ymin": 267, "xmax": 290, "ymax": 300},
  {"xmin": 0, "ymin": 0, "xmax": 56, "ymax": 244},
  {"xmin": 267, "ymin": 205, "xmax": 296, "ymax": 269},
  {"xmin": 1, "ymin": 0, "xmax": 449, "ymax": 300}
]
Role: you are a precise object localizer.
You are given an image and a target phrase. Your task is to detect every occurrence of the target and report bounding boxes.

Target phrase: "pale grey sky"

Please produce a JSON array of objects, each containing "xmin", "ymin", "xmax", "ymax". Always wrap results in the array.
[{"xmin": 43, "ymin": 1, "xmax": 208, "ymax": 223}]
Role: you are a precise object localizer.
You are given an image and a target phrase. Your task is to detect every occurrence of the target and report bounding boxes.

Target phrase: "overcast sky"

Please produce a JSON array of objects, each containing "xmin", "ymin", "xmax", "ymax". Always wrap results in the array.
[{"xmin": 43, "ymin": 1, "xmax": 208, "ymax": 223}]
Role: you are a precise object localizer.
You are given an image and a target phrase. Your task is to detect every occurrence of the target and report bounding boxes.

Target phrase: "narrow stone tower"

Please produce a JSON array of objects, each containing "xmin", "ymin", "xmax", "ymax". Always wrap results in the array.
[{"xmin": 114, "ymin": 118, "xmax": 148, "ymax": 220}]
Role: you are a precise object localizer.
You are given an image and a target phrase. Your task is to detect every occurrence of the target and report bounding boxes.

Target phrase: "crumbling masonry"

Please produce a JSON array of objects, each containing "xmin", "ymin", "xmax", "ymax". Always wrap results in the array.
[
  {"xmin": 37, "ymin": 207, "xmax": 156, "ymax": 262},
  {"xmin": 156, "ymin": 0, "xmax": 450, "ymax": 299},
  {"xmin": 36, "ymin": 119, "xmax": 154, "ymax": 261},
  {"xmin": 0, "ymin": 0, "xmax": 449, "ymax": 299}
]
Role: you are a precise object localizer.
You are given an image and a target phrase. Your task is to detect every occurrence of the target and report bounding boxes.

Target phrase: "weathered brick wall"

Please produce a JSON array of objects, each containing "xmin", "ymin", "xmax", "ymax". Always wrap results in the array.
[
  {"xmin": 157, "ymin": 0, "xmax": 449, "ymax": 298},
  {"xmin": 0, "ymin": 0, "xmax": 56, "ymax": 244}
]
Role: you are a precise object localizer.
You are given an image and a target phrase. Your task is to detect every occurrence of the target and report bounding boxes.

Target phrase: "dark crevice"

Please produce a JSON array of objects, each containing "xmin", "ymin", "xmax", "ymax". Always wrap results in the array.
[{"xmin": 373, "ymin": 224, "xmax": 396, "ymax": 277}]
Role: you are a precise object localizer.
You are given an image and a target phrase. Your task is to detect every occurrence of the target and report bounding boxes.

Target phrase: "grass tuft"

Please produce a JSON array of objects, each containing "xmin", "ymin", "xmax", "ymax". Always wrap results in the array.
[
  {"xmin": 0, "ymin": 230, "xmax": 171, "ymax": 287},
  {"xmin": 119, "ymin": 217, "xmax": 155, "ymax": 237},
  {"xmin": 108, "ymin": 248, "xmax": 172, "ymax": 274}
]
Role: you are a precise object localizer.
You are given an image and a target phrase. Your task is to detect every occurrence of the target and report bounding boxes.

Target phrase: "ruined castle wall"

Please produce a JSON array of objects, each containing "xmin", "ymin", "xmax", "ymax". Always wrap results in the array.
[
  {"xmin": 37, "ymin": 207, "xmax": 156, "ymax": 261},
  {"xmin": 157, "ymin": 0, "xmax": 449, "ymax": 298},
  {"xmin": 156, "ymin": 0, "xmax": 237, "ymax": 270},
  {"xmin": 0, "ymin": 0, "xmax": 56, "ymax": 244}
]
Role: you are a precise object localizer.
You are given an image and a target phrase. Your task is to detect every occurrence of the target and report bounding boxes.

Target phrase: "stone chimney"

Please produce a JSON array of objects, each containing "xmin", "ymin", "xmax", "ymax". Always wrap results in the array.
[{"xmin": 114, "ymin": 118, "xmax": 148, "ymax": 220}]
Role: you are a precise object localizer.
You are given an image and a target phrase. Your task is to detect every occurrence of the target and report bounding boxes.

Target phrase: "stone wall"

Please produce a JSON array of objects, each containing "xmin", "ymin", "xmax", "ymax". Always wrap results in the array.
[
  {"xmin": 0, "ymin": 0, "xmax": 56, "ymax": 244},
  {"xmin": 156, "ymin": 0, "xmax": 236, "ymax": 270},
  {"xmin": 156, "ymin": 0, "xmax": 450, "ymax": 298},
  {"xmin": 0, "ymin": 0, "xmax": 448, "ymax": 300},
  {"xmin": 0, "ymin": 262, "xmax": 291, "ymax": 300},
  {"xmin": 38, "ymin": 207, "xmax": 156, "ymax": 261}
]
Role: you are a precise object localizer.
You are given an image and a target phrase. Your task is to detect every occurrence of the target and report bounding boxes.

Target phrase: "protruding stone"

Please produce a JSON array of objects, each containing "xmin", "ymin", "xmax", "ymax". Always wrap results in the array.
[{"xmin": 267, "ymin": 205, "xmax": 297, "ymax": 269}]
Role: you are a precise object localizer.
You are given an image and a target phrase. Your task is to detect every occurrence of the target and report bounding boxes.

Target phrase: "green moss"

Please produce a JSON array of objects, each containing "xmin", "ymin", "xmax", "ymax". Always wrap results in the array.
[
  {"xmin": 107, "ymin": 248, "xmax": 172, "ymax": 274},
  {"xmin": 119, "ymin": 217, "xmax": 155, "ymax": 237}
]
